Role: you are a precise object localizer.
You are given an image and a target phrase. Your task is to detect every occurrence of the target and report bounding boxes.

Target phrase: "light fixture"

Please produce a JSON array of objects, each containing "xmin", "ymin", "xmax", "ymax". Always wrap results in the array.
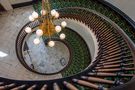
[
  {"xmin": 60, "ymin": 33, "xmax": 66, "ymax": 40},
  {"xmin": 48, "ymin": 41, "xmax": 55, "ymax": 47},
  {"xmin": 25, "ymin": 0, "xmax": 67, "ymax": 47},
  {"xmin": 40, "ymin": 10, "xmax": 46, "ymax": 15},
  {"xmin": 33, "ymin": 38, "xmax": 40, "ymax": 45},
  {"xmin": 32, "ymin": 11, "xmax": 39, "ymax": 19},
  {"xmin": 25, "ymin": 27, "xmax": 32, "ymax": 33},
  {"xmin": 61, "ymin": 21, "xmax": 67, "ymax": 28},
  {"xmin": 36, "ymin": 29, "xmax": 43, "ymax": 36},
  {"xmin": 29, "ymin": 15, "xmax": 34, "ymax": 22},
  {"xmin": 55, "ymin": 26, "xmax": 62, "ymax": 33}
]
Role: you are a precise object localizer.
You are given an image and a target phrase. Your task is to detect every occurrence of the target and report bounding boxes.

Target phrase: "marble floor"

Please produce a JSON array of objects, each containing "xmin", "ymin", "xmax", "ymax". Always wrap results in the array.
[
  {"xmin": 24, "ymin": 33, "xmax": 70, "ymax": 74},
  {"xmin": 0, "ymin": 6, "xmax": 62, "ymax": 80}
]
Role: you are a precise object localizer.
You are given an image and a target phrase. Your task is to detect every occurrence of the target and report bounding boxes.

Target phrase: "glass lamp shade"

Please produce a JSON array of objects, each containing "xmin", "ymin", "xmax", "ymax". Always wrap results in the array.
[
  {"xmin": 61, "ymin": 21, "xmax": 67, "ymax": 28},
  {"xmin": 33, "ymin": 38, "xmax": 40, "ymax": 45},
  {"xmin": 48, "ymin": 41, "xmax": 55, "ymax": 47},
  {"xmin": 32, "ymin": 11, "xmax": 39, "ymax": 19},
  {"xmin": 29, "ymin": 15, "xmax": 34, "ymax": 21},
  {"xmin": 25, "ymin": 27, "xmax": 32, "ymax": 33},
  {"xmin": 51, "ymin": 9, "xmax": 57, "ymax": 16},
  {"xmin": 41, "ymin": 10, "xmax": 46, "ymax": 15},
  {"xmin": 36, "ymin": 29, "xmax": 43, "ymax": 36},
  {"xmin": 55, "ymin": 12, "xmax": 59, "ymax": 18},
  {"xmin": 55, "ymin": 26, "xmax": 62, "ymax": 33},
  {"xmin": 60, "ymin": 33, "xmax": 66, "ymax": 39}
]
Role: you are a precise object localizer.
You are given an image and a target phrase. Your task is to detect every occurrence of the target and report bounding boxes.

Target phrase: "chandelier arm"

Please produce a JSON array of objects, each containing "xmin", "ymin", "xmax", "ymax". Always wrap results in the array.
[
  {"xmin": 42, "ymin": 0, "xmax": 45, "ymax": 11},
  {"xmin": 47, "ymin": 15, "xmax": 51, "ymax": 41},
  {"xmin": 56, "ymin": 31, "xmax": 60, "ymax": 37}
]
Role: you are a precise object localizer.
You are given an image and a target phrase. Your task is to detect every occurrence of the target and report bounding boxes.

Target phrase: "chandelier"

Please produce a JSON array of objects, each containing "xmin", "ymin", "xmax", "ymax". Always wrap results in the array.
[{"xmin": 25, "ymin": 0, "xmax": 67, "ymax": 47}]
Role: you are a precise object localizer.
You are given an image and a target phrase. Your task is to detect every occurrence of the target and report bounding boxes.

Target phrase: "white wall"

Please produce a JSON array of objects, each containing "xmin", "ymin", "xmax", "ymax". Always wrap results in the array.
[
  {"xmin": 106, "ymin": 0, "xmax": 135, "ymax": 22},
  {"xmin": 9, "ymin": 0, "xmax": 32, "ymax": 5}
]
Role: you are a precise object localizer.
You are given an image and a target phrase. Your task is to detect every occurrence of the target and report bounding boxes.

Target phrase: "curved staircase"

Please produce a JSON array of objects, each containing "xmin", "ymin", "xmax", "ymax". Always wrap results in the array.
[{"xmin": 0, "ymin": 0, "xmax": 135, "ymax": 90}]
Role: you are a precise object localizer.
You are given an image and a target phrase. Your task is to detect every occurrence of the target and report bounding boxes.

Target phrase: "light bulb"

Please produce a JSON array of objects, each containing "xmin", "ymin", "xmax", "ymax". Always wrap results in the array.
[
  {"xmin": 48, "ymin": 41, "xmax": 55, "ymax": 47},
  {"xmin": 32, "ymin": 11, "xmax": 39, "ymax": 19},
  {"xmin": 41, "ymin": 10, "xmax": 46, "ymax": 15},
  {"xmin": 55, "ymin": 26, "xmax": 62, "ymax": 33},
  {"xmin": 61, "ymin": 21, "xmax": 67, "ymax": 28},
  {"xmin": 55, "ymin": 12, "xmax": 59, "ymax": 18},
  {"xmin": 36, "ymin": 29, "xmax": 43, "ymax": 36},
  {"xmin": 25, "ymin": 27, "xmax": 32, "ymax": 33},
  {"xmin": 51, "ymin": 9, "xmax": 57, "ymax": 16},
  {"xmin": 60, "ymin": 33, "xmax": 66, "ymax": 39},
  {"xmin": 33, "ymin": 38, "xmax": 40, "ymax": 45},
  {"xmin": 29, "ymin": 15, "xmax": 34, "ymax": 21}
]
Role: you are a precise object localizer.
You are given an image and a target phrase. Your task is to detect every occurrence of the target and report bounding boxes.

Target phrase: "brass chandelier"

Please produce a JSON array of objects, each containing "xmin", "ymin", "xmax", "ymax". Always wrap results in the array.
[{"xmin": 25, "ymin": 0, "xmax": 67, "ymax": 47}]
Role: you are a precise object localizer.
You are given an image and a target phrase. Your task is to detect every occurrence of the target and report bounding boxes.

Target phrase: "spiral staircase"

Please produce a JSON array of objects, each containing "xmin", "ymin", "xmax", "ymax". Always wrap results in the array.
[{"xmin": 0, "ymin": 0, "xmax": 135, "ymax": 90}]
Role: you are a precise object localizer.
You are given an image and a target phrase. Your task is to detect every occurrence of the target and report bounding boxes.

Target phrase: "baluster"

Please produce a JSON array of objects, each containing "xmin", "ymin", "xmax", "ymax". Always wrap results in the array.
[{"xmin": 63, "ymin": 81, "xmax": 78, "ymax": 90}]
